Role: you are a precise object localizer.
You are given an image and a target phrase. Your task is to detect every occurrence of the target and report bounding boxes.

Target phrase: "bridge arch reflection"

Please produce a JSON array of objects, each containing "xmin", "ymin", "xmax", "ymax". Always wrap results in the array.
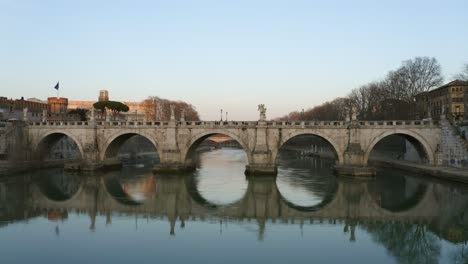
[
  {"xmin": 366, "ymin": 173, "xmax": 428, "ymax": 213},
  {"xmin": 35, "ymin": 169, "xmax": 82, "ymax": 202},
  {"xmin": 276, "ymin": 175, "xmax": 339, "ymax": 212},
  {"xmin": 103, "ymin": 170, "xmax": 156, "ymax": 206},
  {"xmin": 29, "ymin": 170, "xmax": 438, "ymax": 225}
]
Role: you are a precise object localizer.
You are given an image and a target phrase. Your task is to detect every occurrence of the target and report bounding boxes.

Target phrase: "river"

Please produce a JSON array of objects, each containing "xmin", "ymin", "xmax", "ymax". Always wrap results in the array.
[{"xmin": 0, "ymin": 148, "xmax": 467, "ymax": 264}]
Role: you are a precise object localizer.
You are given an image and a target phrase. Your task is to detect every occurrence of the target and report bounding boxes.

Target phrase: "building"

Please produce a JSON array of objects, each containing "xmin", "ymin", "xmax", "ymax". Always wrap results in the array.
[
  {"xmin": 415, "ymin": 80, "xmax": 468, "ymax": 121},
  {"xmin": 68, "ymin": 90, "xmax": 146, "ymax": 121},
  {"xmin": 0, "ymin": 97, "xmax": 47, "ymax": 121},
  {"xmin": 98, "ymin": 90, "xmax": 109, "ymax": 102},
  {"xmin": 465, "ymin": 84, "xmax": 468, "ymax": 120},
  {"xmin": 47, "ymin": 97, "xmax": 68, "ymax": 114}
]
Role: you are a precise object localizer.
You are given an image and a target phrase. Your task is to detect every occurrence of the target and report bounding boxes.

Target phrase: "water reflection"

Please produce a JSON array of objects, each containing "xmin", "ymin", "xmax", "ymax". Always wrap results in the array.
[
  {"xmin": 362, "ymin": 222, "xmax": 441, "ymax": 264},
  {"xmin": 190, "ymin": 148, "xmax": 248, "ymax": 206},
  {"xmin": 103, "ymin": 168, "xmax": 156, "ymax": 205},
  {"xmin": 276, "ymin": 155, "xmax": 338, "ymax": 210},
  {"xmin": 36, "ymin": 169, "xmax": 81, "ymax": 202},
  {"xmin": 1, "ymin": 149, "xmax": 468, "ymax": 264},
  {"xmin": 367, "ymin": 169, "xmax": 428, "ymax": 212}
]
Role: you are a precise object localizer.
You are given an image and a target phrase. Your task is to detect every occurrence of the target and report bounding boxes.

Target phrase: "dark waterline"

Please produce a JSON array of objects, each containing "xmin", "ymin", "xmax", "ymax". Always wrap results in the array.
[{"xmin": 0, "ymin": 148, "xmax": 467, "ymax": 264}]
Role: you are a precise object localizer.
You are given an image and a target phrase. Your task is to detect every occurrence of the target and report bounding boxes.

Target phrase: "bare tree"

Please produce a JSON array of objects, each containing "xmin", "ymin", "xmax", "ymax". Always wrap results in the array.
[
  {"xmin": 275, "ymin": 57, "xmax": 443, "ymax": 121},
  {"xmin": 381, "ymin": 69, "xmax": 409, "ymax": 101},
  {"xmin": 349, "ymin": 82, "xmax": 385, "ymax": 120},
  {"xmin": 141, "ymin": 96, "xmax": 200, "ymax": 121},
  {"xmin": 399, "ymin": 57, "xmax": 443, "ymax": 99},
  {"xmin": 454, "ymin": 63, "xmax": 468, "ymax": 81}
]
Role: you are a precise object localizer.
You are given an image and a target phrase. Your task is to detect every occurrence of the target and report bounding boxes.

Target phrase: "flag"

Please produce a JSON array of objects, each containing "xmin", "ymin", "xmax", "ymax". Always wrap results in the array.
[{"xmin": 54, "ymin": 82, "xmax": 59, "ymax": 90}]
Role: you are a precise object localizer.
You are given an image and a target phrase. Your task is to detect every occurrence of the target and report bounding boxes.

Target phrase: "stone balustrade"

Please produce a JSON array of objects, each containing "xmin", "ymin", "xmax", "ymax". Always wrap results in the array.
[{"xmin": 28, "ymin": 119, "xmax": 440, "ymax": 128}]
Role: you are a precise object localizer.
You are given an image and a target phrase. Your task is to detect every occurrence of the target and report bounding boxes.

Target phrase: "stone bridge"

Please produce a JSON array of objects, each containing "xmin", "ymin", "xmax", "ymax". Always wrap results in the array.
[
  {"xmin": 28, "ymin": 173, "xmax": 447, "ymax": 234},
  {"xmin": 26, "ymin": 116, "xmax": 442, "ymax": 175}
]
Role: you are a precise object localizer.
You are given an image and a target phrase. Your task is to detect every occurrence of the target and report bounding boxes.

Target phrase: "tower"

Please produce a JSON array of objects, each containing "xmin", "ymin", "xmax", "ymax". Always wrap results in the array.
[{"xmin": 99, "ymin": 90, "xmax": 109, "ymax": 102}]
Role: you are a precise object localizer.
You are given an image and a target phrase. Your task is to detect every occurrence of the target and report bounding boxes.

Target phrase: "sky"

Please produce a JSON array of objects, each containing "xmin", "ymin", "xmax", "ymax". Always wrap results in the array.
[{"xmin": 1, "ymin": 0, "xmax": 467, "ymax": 120}]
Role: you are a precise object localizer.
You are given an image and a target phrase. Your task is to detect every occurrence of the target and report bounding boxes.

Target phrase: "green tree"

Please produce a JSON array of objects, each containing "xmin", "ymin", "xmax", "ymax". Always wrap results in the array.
[
  {"xmin": 67, "ymin": 108, "xmax": 89, "ymax": 121},
  {"xmin": 93, "ymin": 101, "xmax": 129, "ymax": 120}
]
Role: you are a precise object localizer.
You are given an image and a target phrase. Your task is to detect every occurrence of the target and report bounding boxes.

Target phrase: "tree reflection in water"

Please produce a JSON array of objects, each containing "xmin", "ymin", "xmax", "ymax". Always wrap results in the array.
[
  {"xmin": 450, "ymin": 244, "xmax": 468, "ymax": 264},
  {"xmin": 363, "ymin": 222, "xmax": 440, "ymax": 264}
]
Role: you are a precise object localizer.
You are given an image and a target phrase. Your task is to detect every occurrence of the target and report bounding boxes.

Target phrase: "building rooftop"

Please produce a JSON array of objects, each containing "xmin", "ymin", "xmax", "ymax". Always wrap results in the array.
[{"xmin": 430, "ymin": 79, "xmax": 468, "ymax": 92}]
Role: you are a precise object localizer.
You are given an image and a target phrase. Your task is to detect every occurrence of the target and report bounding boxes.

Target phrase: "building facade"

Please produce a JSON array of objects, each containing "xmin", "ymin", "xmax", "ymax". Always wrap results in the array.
[
  {"xmin": 47, "ymin": 97, "xmax": 68, "ymax": 114},
  {"xmin": 0, "ymin": 97, "xmax": 47, "ymax": 122},
  {"xmin": 415, "ymin": 80, "xmax": 468, "ymax": 121},
  {"xmin": 68, "ymin": 90, "xmax": 146, "ymax": 121}
]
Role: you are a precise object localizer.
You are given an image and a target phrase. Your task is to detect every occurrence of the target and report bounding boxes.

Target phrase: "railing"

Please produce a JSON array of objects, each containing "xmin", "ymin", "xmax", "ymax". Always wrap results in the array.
[{"xmin": 27, "ymin": 120, "xmax": 440, "ymax": 128}]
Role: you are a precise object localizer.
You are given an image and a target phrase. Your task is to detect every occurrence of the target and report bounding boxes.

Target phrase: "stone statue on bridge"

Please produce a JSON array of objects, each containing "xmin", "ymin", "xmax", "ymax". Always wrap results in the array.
[
  {"xmin": 351, "ymin": 106, "xmax": 357, "ymax": 121},
  {"xmin": 170, "ymin": 105, "xmax": 175, "ymax": 121},
  {"xmin": 105, "ymin": 107, "xmax": 111, "ymax": 122},
  {"xmin": 23, "ymin": 107, "xmax": 28, "ymax": 122},
  {"xmin": 42, "ymin": 109, "xmax": 47, "ymax": 122},
  {"xmin": 258, "ymin": 104, "xmax": 267, "ymax": 121},
  {"xmin": 89, "ymin": 108, "xmax": 95, "ymax": 122},
  {"xmin": 180, "ymin": 109, "xmax": 185, "ymax": 122}
]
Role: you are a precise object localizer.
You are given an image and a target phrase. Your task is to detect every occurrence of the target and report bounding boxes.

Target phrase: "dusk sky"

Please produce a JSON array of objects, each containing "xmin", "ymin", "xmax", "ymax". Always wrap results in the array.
[{"xmin": 1, "ymin": 0, "xmax": 467, "ymax": 120}]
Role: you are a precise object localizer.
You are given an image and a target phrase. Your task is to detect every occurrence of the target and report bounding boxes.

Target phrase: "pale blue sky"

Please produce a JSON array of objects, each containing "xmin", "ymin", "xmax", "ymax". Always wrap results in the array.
[{"xmin": 1, "ymin": 0, "xmax": 467, "ymax": 120}]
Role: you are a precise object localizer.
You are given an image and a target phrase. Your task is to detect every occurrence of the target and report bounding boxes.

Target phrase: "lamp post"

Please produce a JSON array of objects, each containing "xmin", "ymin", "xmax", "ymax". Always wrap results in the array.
[
  {"xmin": 153, "ymin": 98, "xmax": 157, "ymax": 121},
  {"xmin": 226, "ymin": 111, "xmax": 228, "ymax": 122},
  {"xmin": 220, "ymin": 109, "xmax": 223, "ymax": 121}
]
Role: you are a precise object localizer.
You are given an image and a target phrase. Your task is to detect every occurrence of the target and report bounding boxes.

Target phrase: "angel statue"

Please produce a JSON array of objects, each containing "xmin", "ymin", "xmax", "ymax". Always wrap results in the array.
[{"xmin": 258, "ymin": 104, "xmax": 267, "ymax": 121}]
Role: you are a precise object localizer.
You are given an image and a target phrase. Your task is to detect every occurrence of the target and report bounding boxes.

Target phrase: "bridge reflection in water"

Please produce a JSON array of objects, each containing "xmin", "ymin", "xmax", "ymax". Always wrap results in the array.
[
  {"xmin": 1, "ymin": 147, "xmax": 468, "ymax": 263},
  {"xmin": 17, "ymin": 164, "xmax": 466, "ymax": 244}
]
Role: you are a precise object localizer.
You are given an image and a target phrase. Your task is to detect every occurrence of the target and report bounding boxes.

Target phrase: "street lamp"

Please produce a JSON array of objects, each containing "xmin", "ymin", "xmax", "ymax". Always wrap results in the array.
[
  {"xmin": 153, "ymin": 98, "xmax": 157, "ymax": 121},
  {"xmin": 226, "ymin": 111, "xmax": 228, "ymax": 122},
  {"xmin": 220, "ymin": 109, "xmax": 223, "ymax": 121}
]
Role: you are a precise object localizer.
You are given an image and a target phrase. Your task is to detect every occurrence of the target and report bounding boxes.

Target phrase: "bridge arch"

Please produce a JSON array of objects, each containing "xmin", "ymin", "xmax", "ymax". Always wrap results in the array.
[
  {"xmin": 182, "ymin": 129, "xmax": 253, "ymax": 165},
  {"xmin": 275, "ymin": 131, "xmax": 344, "ymax": 164},
  {"xmin": 35, "ymin": 130, "xmax": 84, "ymax": 160},
  {"xmin": 364, "ymin": 130, "xmax": 435, "ymax": 165},
  {"xmin": 101, "ymin": 131, "xmax": 161, "ymax": 161}
]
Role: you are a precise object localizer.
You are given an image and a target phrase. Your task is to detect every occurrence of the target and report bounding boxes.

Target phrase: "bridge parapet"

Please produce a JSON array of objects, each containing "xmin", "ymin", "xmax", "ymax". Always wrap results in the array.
[
  {"xmin": 357, "ymin": 120, "xmax": 439, "ymax": 128},
  {"xmin": 28, "ymin": 119, "xmax": 439, "ymax": 129}
]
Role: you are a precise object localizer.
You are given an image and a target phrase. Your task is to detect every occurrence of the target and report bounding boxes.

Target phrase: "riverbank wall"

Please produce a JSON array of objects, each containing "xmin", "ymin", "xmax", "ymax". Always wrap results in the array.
[{"xmin": 371, "ymin": 159, "xmax": 468, "ymax": 184}]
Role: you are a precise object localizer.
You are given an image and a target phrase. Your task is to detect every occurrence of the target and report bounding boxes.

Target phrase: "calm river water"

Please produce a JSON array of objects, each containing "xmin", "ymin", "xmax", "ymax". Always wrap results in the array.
[{"xmin": 1, "ymin": 148, "xmax": 468, "ymax": 264}]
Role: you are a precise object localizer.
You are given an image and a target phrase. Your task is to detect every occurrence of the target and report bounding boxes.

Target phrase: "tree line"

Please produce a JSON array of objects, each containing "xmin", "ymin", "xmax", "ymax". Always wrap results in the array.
[
  {"xmin": 276, "ymin": 57, "xmax": 468, "ymax": 121},
  {"xmin": 141, "ymin": 96, "xmax": 200, "ymax": 121},
  {"xmin": 67, "ymin": 97, "xmax": 200, "ymax": 121}
]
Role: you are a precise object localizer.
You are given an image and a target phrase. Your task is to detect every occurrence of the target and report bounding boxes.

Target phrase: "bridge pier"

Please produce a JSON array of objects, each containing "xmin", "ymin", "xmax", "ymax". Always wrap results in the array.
[
  {"xmin": 153, "ymin": 162, "xmax": 195, "ymax": 173},
  {"xmin": 334, "ymin": 143, "xmax": 376, "ymax": 177},
  {"xmin": 245, "ymin": 164, "xmax": 277, "ymax": 175},
  {"xmin": 245, "ymin": 121, "xmax": 278, "ymax": 176}
]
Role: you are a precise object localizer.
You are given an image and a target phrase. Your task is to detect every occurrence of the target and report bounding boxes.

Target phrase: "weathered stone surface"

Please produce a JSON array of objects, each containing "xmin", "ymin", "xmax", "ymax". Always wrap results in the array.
[{"xmin": 22, "ymin": 120, "xmax": 442, "ymax": 176}]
